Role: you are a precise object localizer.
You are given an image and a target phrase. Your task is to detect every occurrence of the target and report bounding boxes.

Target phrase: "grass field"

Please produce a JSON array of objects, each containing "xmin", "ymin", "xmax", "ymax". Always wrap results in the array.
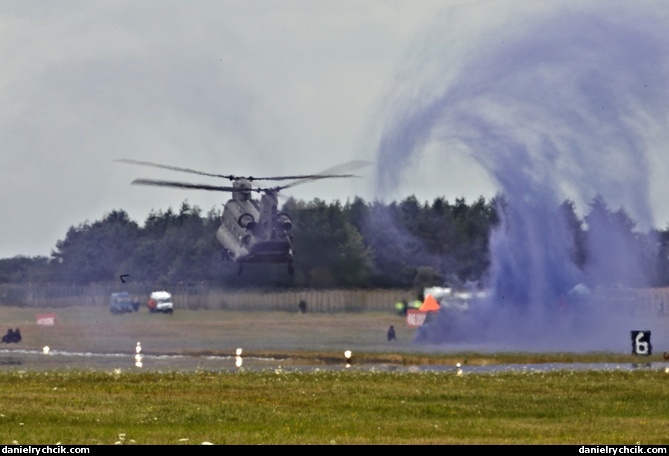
[
  {"xmin": 0, "ymin": 369, "xmax": 668, "ymax": 445},
  {"xmin": 0, "ymin": 305, "xmax": 668, "ymax": 444},
  {"xmin": 1, "ymin": 305, "xmax": 666, "ymax": 365}
]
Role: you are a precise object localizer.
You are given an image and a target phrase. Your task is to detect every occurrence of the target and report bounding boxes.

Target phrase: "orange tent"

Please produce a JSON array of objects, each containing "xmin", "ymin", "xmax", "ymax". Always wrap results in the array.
[{"xmin": 418, "ymin": 294, "xmax": 440, "ymax": 312}]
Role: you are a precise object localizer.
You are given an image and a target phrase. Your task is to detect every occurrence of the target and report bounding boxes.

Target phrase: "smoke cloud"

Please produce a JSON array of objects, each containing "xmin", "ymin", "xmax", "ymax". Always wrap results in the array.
[{"xmin": 374, "ymin": 1, "xmax": 669, "ymax": 351}]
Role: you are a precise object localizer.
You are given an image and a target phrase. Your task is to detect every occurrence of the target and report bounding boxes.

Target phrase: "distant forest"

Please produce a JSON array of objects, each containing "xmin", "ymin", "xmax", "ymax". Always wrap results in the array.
[{"xmin": 2, "ymin": 194, "xmax": 669, "ymax": 290}]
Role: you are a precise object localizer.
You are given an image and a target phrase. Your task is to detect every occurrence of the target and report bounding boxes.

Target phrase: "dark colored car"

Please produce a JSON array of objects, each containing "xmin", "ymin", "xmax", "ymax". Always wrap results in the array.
[{"xmin": 110, "ymin": 292, "xmax": 140, "ymax": 314}]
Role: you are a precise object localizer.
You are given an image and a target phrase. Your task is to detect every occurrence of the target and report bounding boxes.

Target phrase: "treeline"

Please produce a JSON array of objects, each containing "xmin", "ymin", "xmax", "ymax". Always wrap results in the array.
[{"xmin": 2, "ymin": 194, "xmax": 669, "ymax": 290}]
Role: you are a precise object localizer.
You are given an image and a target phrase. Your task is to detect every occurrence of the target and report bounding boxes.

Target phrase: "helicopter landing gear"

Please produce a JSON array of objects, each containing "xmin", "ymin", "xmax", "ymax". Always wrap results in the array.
[{"xmin": 288, "ymin": 262, "xmax": 294, "ymax": 276}]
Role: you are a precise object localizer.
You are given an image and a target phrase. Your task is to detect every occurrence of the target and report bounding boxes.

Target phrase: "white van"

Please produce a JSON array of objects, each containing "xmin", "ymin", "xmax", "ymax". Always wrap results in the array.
[{"xmin": 148, "ymin": 291, "xmax": 174, "ymax": 314}]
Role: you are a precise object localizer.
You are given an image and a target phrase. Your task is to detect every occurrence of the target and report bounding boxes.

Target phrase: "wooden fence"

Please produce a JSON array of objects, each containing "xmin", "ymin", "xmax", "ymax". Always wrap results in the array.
[
  {"xmin": 1, "ymin": 282, "xmax": 668, "ymax": 316},
  {"xmin": 0, "ymin": 283, "xmax": 416, "ymax": 313}
]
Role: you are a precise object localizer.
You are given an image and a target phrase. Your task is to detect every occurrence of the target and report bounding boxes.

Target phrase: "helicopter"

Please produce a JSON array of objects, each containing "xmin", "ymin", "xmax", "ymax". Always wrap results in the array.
[{"xmin": 116, "ymin": 158, "xmax": 371, "ymax": 275}]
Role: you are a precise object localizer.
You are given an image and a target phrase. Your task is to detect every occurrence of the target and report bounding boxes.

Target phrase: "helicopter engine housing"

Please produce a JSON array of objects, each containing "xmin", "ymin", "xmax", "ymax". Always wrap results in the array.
[
  {"xmin": 216, "ymin": 199, "xmax": 260, "ymax": 261},
  {"xmin": 276, "ymin": 212, "xmax": 292, "ymax": 232},
  {"xmin": 237, "ymin": 213, "xmax": 256, "ymax": 230}
]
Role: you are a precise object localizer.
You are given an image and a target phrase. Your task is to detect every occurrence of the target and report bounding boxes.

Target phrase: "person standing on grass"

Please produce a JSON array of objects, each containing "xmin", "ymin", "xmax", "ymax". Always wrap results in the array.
[{"xmin": 387, "ymin": 325, "xmax": 396, "ymax": 341}]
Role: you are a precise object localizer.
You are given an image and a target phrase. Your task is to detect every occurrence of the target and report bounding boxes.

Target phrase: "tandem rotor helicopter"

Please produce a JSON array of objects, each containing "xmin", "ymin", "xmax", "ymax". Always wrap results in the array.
[{"xmin": 116, "ymin": 158, "xmax": 371, "ymax": 275}]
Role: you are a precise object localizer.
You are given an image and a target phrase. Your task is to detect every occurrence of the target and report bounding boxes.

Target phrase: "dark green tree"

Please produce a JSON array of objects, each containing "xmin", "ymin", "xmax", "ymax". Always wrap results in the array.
[
  {"xmin": 52, "ymin": 210, "xmax": 140, "ymax": 284},
  {"xmin": 123, "ymin": 202, "xmax": 223, "ymax": 284},
  {"xmin": 583, "ymin": 195, "xmax": 647, "ymax": 288},
  {"xmin": 558, "ymin": 199, "xmax": 587, "ymax": 269},
  {"xmin": 286, "ymin": 199, "xmax": 371, "ymax": 288},
  {"xmin": 650, "ymin": 227, "xmax": 669, "ymax": 286},
  {"xmin": 0, "ymin": 255, "xmax": 54, "ymax": 283},
  {"xmin": 361, "ymin": 200, "xmax": 424, "ymax": 288}
]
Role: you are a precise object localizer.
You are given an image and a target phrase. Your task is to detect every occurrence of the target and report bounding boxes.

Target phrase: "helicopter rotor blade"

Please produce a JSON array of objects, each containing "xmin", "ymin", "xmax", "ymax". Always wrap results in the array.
[
  {"xmin": 117, "ymin": 158, "xmax": 363, "ymax": 182},
  {"xmin": 277, "ymin": 160, "xmax": 374, "ymax": 191},
  {"xmin": 117, "ymin": 158, "xmax": 374, "ymax": 184},
  {"xmin": 131, "ymin": 178, "xmax": 239, "ymax": 192},
  {"xmin": 314, "ymin": 159, "xmax": 375, "ymax": 176},
  {"xmin": 246, "ymin": 173, "xmax": 355, "ymax": 181},
  {"xmin": 116, "ymin": 159, "xmax": 238, "ymax": 180}
]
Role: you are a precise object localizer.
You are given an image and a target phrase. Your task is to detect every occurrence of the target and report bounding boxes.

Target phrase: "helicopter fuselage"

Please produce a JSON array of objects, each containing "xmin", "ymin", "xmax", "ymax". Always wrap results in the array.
[
  {"xmin": 116, "ymin": 157, "xmax": 370, "ymax": 275},
  {"xmin": 216, "ymin": 185, "xmax": 294, "ymax": 266}
]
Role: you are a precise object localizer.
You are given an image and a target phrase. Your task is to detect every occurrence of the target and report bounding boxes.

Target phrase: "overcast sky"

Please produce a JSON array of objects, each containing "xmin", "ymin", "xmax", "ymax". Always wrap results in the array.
[
  {"xmin": 2, "ymin": 0, "xmax": 669, "ymax": 260},
  {"xmin": 0, "ymin": 0, "xmax": 460, "ymax": 259}
]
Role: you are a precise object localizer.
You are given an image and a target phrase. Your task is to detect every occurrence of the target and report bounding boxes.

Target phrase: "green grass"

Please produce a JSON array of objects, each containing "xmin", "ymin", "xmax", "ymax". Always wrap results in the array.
[
  {"xmin": 0, "ymin": 369, "xmax": 667, "ymax": 444},
  {"xmin": 1, "ymin": 305, "xmax": 668, "ymax": 444},
  {"xmin": 1, "ymin": 305, "xmax": 665, "ymax": 365}
]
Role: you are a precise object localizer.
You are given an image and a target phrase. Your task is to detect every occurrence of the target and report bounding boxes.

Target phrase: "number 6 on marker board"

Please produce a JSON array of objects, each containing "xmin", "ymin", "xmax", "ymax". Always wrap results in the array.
[{"xmin": 631, "ymin": 330, "xmax": 651, "ymax": 356}]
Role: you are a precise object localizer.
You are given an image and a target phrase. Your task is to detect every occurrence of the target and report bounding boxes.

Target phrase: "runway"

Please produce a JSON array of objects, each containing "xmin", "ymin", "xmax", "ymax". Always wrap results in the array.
[{"xmin": 2, "ymin": 347, "xmax": 667, "ymax": 374}]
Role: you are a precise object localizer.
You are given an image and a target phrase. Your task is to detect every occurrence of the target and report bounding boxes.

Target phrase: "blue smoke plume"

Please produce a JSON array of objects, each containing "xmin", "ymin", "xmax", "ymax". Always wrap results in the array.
[{"xmin": 374, "ymin": 1, "xmax": 669, "ymax": 351}]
